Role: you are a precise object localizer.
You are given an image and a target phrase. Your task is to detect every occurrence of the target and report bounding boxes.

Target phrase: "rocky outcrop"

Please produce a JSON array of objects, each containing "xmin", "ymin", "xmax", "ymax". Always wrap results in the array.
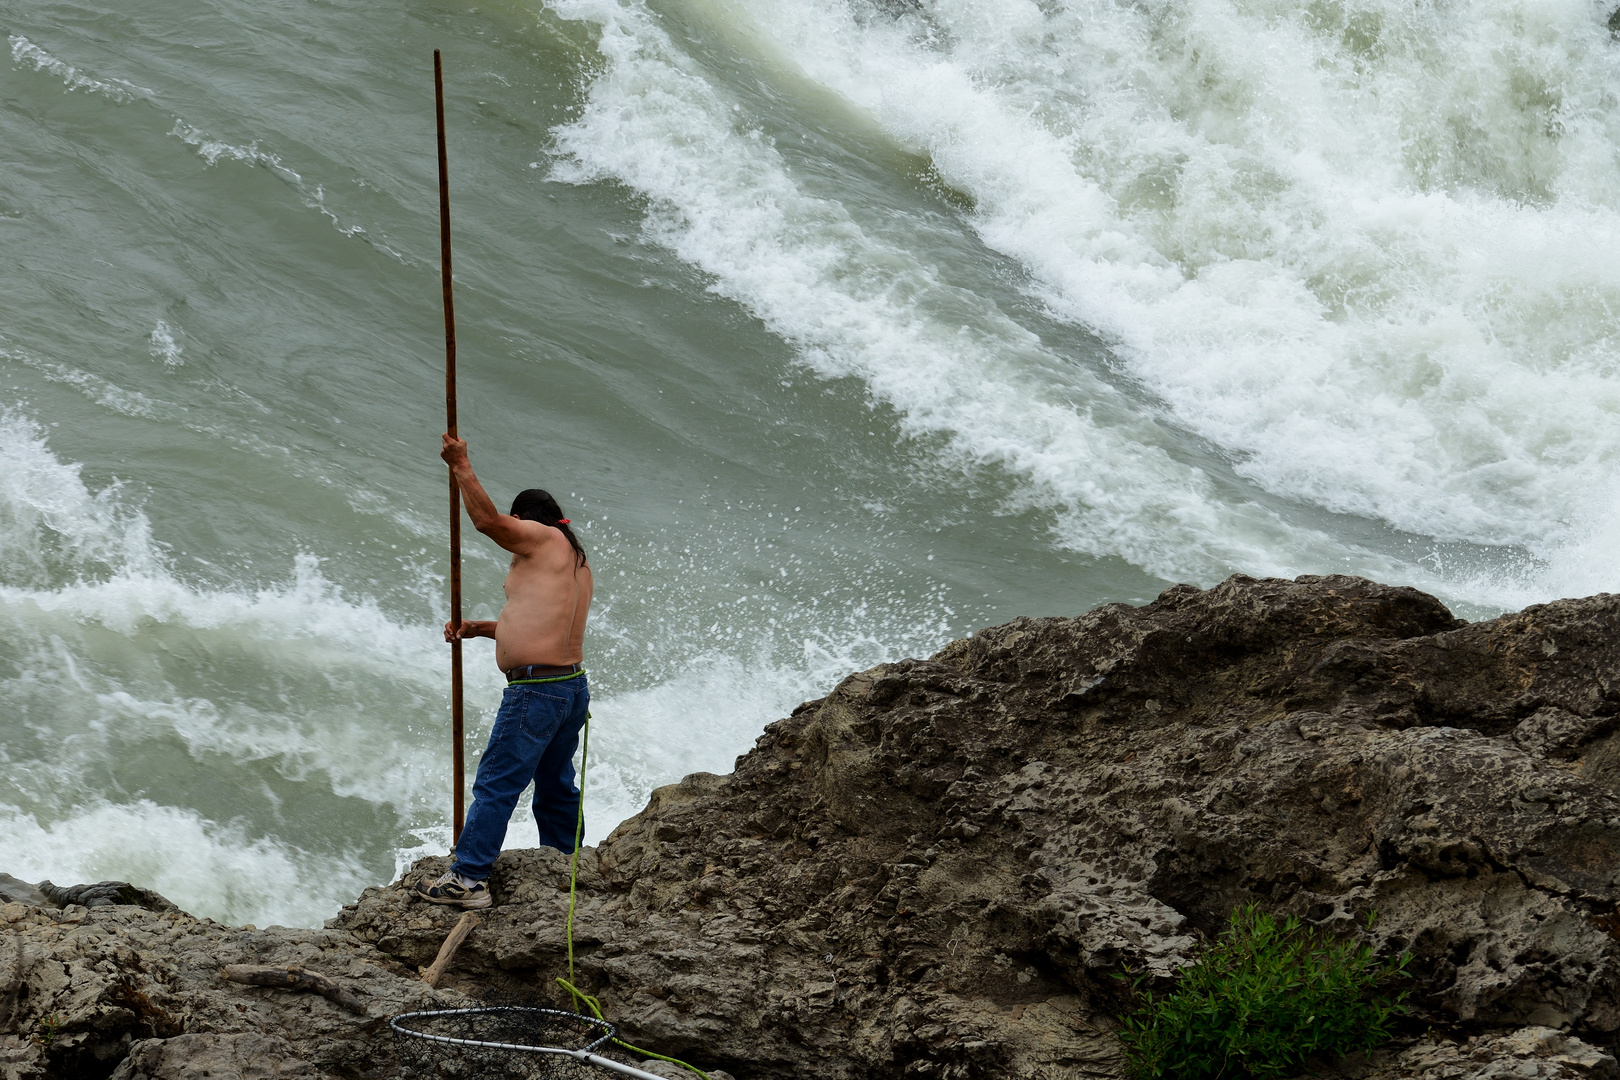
[
  {"xmin": 35, "ymin": 885, "xmax": 176, "ymax": 916},
  {"xmin": 0, "ymin": 879, "xmax": 53, "ymax": 911},
  {"xmin": 109, "ymin": 1034, "xmax": 315, "ymax": 1080},
  {"xmin": 1388, "ymin": 1027, "xmax": 1618, "ymax": 1079},
  {"xmin": 0, "ymin": 899, "xmax": 440, "ymax": 1080},
  {"xmin": 12, "ymin": 575, "xmax": 1620, "ymax": 1079}
]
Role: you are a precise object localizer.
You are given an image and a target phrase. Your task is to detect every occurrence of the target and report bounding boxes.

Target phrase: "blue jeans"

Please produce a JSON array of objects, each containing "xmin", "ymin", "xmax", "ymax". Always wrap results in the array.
[{"xmin": 451, "ymin": 674, "xmax": 589, "ymax": 882}]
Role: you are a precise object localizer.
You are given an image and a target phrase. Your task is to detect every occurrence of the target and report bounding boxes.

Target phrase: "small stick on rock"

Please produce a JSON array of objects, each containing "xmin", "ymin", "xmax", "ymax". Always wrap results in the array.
[
  {"xmin": 421, "ymin": 911, "xmax": 480, "ymax": 988},
  {"xmin": 220, "ymin": 964, "xmax": 367, "ymax": 1015}
]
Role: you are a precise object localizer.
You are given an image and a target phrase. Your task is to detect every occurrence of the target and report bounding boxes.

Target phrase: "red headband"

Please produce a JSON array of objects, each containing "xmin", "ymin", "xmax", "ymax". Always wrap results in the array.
[{"xmin": 556, "ymin": 519, "xmax": 570, "ymax": 525}]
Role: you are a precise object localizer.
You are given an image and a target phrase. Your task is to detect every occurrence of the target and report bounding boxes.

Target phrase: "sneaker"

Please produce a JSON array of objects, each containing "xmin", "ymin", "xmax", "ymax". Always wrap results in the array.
[{"xmin": 415, "ymin": 871, "xmax": 492, "ymax": 909}]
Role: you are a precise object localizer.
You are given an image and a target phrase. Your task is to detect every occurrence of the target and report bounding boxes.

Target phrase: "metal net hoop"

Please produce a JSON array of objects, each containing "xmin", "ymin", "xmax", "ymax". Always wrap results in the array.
[{"xmin": 391, "ymin": 1006, "xmax": 617, "ymax": 1080}]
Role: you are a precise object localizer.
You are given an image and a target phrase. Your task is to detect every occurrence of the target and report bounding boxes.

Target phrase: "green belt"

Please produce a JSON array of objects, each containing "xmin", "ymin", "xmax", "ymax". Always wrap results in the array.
[{"xmin": 508, "ymin": 668, "xmax": 587, "ymax": 686}]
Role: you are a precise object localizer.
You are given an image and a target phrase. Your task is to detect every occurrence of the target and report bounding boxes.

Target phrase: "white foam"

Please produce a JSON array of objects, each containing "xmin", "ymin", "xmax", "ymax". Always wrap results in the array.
[
  {"xmin": 0, "ymin": 410, "xmax": 439, "ymax": 689},
  {"xmin": 580, "ymin": 634, "xmax": 906, "ymax": 843},
  {"xmin": 0, "ymin": 410, "xmax": 459, "ymax": 922},
  {"xmin": 169, "ymin": 121, "xmax": 368, "ymax": 239},
  {"xmin": 148, "ymin": 321, "xmax": 183, "ymax": 366},
  {"xmin": 8, "ymin": 35, "xmax": 151, "ymax": 103},
  {"xmin": 542, "ymin": 0, "xmax": 1620, "ymax": 607},
  {"xmin": 0, "ymin": 407, "xmax": 161, "ymax": 586},
  {"xmin": 169, "ymin": 119, "xmax": 305, "ymax": 179},
  {"xmin": 543, "ymin": 0, "xmax": 1420, "ymax": 589},
  {"xmin": 0, "ymin": 800, "xmax": 371, "ymax": 927}
]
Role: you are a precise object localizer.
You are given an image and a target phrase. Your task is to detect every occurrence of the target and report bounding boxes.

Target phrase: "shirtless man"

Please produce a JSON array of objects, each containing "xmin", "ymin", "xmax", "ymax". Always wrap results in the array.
[{"xmin": 416, "ymin": 433, "xmax": 595, "ymax": 910}]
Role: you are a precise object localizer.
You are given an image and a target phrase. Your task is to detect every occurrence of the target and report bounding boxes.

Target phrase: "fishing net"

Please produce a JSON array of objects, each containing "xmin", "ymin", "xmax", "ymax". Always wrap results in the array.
[{"xmin": 391, "ymin": 1006, "xmax": 617, "ymax": 1080}]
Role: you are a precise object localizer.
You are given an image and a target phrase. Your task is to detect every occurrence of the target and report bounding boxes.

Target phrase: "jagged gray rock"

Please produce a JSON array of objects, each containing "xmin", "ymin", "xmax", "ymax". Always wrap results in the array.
[
  {"xmin": 1370, "ymin": 1026, "xmax": 1618, "ymax": 1079},
  {"xmin": 0, "ymin": 900, "xmax": 441, "ymax": 1080},
  {"xmin": 638, "ymin": 1062, "xmax": 736, "ymax": 1080},
  {"xmin": 0, "ymin": 877, "xmax": 51, "ymax": 910},
  {"xmin": 109, "ymin": 1034, "xmax": 314, "ymax": 1080},
  {"xmin": 37, "ymin": 882, "xmax": 177, "ymax": 914},
  {"xmin": 12, "ymin": 575, "xmax": 1620, "ymax": 1079}
]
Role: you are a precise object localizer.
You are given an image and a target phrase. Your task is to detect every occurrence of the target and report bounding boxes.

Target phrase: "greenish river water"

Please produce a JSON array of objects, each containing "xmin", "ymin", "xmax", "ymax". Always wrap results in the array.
[{"xmin": 5, "ymin": 0, "xmax": 1620, "ymax": 925}]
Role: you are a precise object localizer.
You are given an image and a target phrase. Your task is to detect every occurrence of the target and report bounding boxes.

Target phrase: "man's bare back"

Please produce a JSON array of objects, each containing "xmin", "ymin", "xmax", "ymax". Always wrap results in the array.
[{"xmin": 439, "ymin": 434, "xmax": 593, "ymax": 670}]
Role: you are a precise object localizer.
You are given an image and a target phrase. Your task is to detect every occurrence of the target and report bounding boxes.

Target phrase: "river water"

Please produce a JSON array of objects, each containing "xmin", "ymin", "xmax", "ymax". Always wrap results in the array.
[{"xmin": 3, "ymin": 0, "xmax": 1619, "ymax": 926}]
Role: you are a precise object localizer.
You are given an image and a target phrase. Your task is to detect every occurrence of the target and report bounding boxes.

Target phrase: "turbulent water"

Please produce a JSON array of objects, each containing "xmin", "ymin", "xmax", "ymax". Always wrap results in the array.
[{"xmin": 3, "ymin": 0, "xmax": 1619, "ymax": 926}]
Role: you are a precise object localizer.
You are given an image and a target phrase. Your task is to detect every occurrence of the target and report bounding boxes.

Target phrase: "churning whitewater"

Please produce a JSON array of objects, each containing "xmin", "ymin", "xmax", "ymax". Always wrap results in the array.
[
  {"xmin": 2, "ymin": 0, "xmax": 1619, "ymax": 926},
  {"xmin": 550, "ymin": 0, "xmax": 1620, "ymax": 603}
]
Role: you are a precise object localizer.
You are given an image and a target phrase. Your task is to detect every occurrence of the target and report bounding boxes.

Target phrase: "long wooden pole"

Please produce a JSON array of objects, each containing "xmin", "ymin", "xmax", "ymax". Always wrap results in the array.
[{"xmin": 435, "ymin": 49, "xmax": 466, "ymax": 847}]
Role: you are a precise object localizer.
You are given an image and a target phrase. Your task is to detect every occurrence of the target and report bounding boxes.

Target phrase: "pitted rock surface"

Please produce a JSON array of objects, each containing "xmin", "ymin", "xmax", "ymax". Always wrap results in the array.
[
  {"xmin": 1365, "ymin": 1026, "xmax": 1619, "ymax": 1079},
  {"xmin": 37, "ymin": 883, "xmax": 178, "ymax": 915},
  {"xmin": 14, "ymin": 575, "xmax": 1620, "ymax": 1079},
  {"xmin": 108, "ymin": 1033, "xmax": 314, "ymax": 1080},
  {"xmin": 0, "ymin": 901, "xmax": 440, "ymax": 1080}
]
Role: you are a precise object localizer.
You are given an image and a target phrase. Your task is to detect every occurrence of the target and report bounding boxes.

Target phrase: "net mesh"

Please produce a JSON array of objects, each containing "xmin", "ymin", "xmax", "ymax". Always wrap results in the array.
[{"xmin": 392, "ymin": 1006, "xmax": 616, "ymax": 1080}]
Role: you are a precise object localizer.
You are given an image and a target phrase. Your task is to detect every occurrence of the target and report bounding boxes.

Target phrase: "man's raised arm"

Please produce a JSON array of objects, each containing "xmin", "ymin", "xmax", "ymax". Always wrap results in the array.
[{"xmin": 440, "ymin": 434, "xmax": 544, "ymax": 553}]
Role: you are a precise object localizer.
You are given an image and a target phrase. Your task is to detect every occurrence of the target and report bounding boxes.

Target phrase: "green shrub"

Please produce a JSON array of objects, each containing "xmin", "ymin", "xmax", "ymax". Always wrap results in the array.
[
  {"xmin": 32, "ymin": 1014, "xmax": 62, "ymax": 1049},
  {"xmin": 1116, "ymin": 906, "xmax": 1409, "ymax": 1079}
]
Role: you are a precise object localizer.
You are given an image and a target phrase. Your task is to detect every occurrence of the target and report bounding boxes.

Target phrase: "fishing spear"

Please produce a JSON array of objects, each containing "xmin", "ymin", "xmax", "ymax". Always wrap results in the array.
[{"xmin": 434, "ymin": 49, "xmax": 466, "ymax": 846}]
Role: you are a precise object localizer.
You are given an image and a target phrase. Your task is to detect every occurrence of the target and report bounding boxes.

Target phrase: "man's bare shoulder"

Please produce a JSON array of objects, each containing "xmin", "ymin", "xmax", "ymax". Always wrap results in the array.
[
  {"xmin": 486, "ymin": 514, "xmax": 551, "ymax": 557},
  {"xmin": 509, "ymin": 521, "xmax": 580, "ymax": 563}
]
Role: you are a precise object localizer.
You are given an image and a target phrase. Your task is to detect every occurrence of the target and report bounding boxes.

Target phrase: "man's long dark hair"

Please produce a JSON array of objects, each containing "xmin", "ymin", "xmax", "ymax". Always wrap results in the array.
[{"xmin": 509, "ymin": 489, "xmax": 587, "ymax": 566}]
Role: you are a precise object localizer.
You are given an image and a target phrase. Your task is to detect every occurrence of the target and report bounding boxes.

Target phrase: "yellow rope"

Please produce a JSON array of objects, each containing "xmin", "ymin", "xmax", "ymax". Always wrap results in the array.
[{"xmin": 565, "ymin": 713, "xmax": 711, "ymax": 1080}]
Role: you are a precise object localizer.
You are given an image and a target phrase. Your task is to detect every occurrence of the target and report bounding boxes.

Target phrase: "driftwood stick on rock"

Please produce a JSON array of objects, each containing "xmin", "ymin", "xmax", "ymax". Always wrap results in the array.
[
  {"xmin": 421, "ymin": 911, "xmax": 480, "ymax": 988},
  {"xmin": 220, "ymin": 964, "xmax": 367, "ymax": 1015}
]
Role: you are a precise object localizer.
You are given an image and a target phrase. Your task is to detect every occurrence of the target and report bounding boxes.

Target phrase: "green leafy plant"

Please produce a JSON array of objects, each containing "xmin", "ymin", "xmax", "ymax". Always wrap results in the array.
[
  {"xmin": 32, "ymin": 1014, "xmax": 62, "ymax": 1049},
  {"xmin": 1116, "ymin": 906, "xmax": 1410, "ymax": 1079}
]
